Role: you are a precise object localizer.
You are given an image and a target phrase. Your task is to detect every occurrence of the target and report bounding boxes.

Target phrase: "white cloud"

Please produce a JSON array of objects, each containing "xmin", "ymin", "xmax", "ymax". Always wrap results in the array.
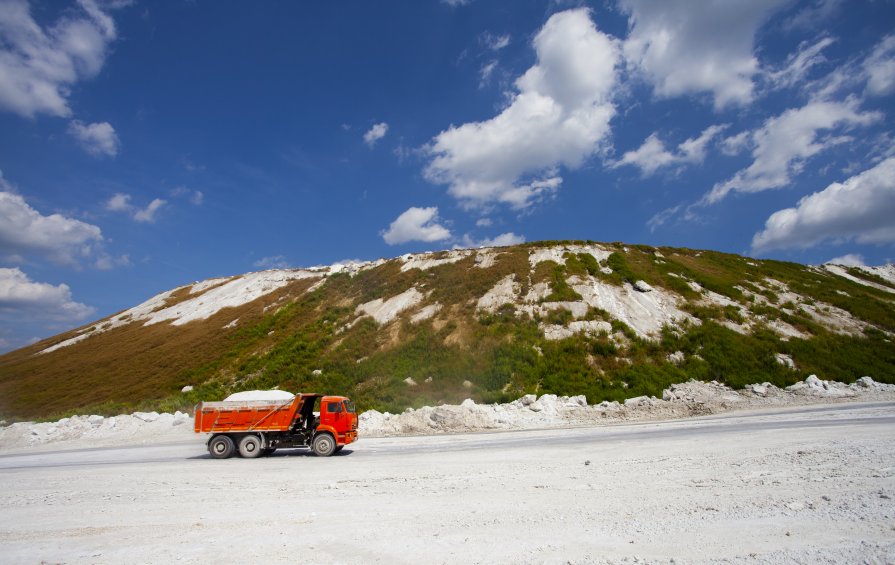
[
  {"xmin": 475, "ymin": 217, "xmax": 493, "ymax": 227},
  {"xmin": 720, "ymin": 131, "xmax": 751, "ymax": 156},
  {"xmin": 864, "ymin": 34, "xmax": 895, "ymax": 96},
  {"xmin": 425, "ymin": 9, "xmax": 619, "ymax": 210},
  {"xmin": 441, "ymin": 0, "xmax": 471, "ymax": 6},
  {"xmin": 752, "ymin": 157, "xmax": 895, "ymax": 252},
  {"xmin": 0, "ymin": 191, "xmax": 102, "ymax": 265},
  {"xmin": 381, "ymin": 207, "xmax": 452, "ymax": 245},
  {"xmin": 0, "ymin": 267, "xmax": 94, "ymax": 321},
  {"xmin": 479, "ymin": 60, "xmax": 498, "ymax": 87},
  {"xmin": 171, "ymin": 186, "xmax": 204, "ymax": 205},
  {"xmin": 363, "ymin": 122, "xmax": 389, "ymax": 147},
  {"xmin": 613, "ymin": 125, "xmax": 727, "ymax": 176},
  {"xmin": 0, "ymin": 0, "xmax": 119, "ymax": 118},
  {"xmin": 646, "ymin": 205, "xmax": 682, "ymax": 232},
  {"xmin": 133, "ymin": 198, "xmax": 166, "ymax": 223},
  {"xmin": 94, "ymin": 252, "xmax": 129, "ymax": 270},
  {"xmin": 784, "ymin": 0, "xmax": 843, "ymax": 30},
  {"xmin": 460, "ymin": 232, "xmax": 526, "ymax": 248},
  {"xmin": 106, "ymin": 193, "xmax": 167, "ymax": 223},
  {"xmin": 826, "ymin": 253, "xmax": 865, "ymax": 267},
  {"xmin": 254, "ymin": 256, "xmax": 291, "ymax": 269},
  {"xmin": 481, "ymin": 32, "xmax": 510, "ymax": 51},
  {"xmin": 621, "ymin": 0, "xmax": 789, "ymax": 109},
  {"xmin": 706, "ymin": 100, "xmax": 881, "ymax": 204},
  {"xmin": 765, "ymin": 37, "xmax": 836, "ymax": 90},
  {"xmin": 105, "ymin": 192, "xmax": 131, "ymax": 212},
  {"xmin": 67, "ymin": 120, "xmax": 119, "ymax": 157}
]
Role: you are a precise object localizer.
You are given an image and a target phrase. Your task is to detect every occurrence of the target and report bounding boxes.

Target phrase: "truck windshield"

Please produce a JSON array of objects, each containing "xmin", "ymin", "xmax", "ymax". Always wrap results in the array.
[{"xmin": 343, "ymin": 400, "xmax": 355, "ymax": 413}]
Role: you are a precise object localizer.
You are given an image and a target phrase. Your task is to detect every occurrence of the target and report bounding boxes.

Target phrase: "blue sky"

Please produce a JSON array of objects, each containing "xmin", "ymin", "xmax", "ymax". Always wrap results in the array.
[{"xmin": 1, "ymin": 0, "xmax": 894, "ymax": 352}]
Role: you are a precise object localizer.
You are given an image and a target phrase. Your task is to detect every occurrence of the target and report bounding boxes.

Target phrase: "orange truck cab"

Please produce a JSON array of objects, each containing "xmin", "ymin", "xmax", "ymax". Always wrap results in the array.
[{"xmin": 194, "ymin": 393, "xmax": 358, "ymax": 459}]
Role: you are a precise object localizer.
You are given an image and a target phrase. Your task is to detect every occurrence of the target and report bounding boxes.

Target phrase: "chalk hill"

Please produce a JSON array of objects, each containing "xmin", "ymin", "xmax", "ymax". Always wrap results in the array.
[{"xmin": 1, "ymin": 241, "xmax": 894, "ymax": 420}]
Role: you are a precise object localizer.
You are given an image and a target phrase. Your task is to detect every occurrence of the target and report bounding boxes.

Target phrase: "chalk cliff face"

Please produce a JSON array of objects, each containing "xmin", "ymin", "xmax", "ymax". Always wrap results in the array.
[{"xmin": 1, "ymin": 240, "xmax": 894, "ymax": 420}]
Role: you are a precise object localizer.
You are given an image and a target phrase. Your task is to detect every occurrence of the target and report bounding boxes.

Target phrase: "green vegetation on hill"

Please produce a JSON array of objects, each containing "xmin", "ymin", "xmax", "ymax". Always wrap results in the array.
[{"xmin": 1, "ymin": 240, "xmax": 893, "ymax": 421}]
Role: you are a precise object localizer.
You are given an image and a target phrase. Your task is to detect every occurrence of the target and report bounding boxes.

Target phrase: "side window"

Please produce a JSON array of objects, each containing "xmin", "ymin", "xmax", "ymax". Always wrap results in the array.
[{"xmin": 326, "ymin": 402, "xmax": 342, "ymax": 413}]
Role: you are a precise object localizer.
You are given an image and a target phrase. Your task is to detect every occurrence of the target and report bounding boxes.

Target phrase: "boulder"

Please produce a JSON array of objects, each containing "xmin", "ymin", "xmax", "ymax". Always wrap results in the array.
[
  {"xmin": 633, "ymin": 280, "xmax": 653, "ymax": 293},
  {"xmin": 624, "ymin": 395, "xmax": 650, "ymax": 407},
  {"xmin": 87, "ymin": 415, "xmax": 104, "ymax": 426},
  {"xmin": 133, "ymin": 411, "xmax": 160, "ymax": 423},
  {"xmin": 181, "ymin": 385, "xmax": 194, "ymax": 393},
  {"xmin": 855, "ymin": 376, "xmax": 876, "ymax": 388},
  {"xmin": 403, "ymin": 377, "xmax": 418, "ymax": 386}
]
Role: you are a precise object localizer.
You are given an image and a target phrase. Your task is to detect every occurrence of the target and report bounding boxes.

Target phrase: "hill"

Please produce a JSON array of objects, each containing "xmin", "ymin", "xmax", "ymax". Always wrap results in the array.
[{"xmin": 1, "ymin": 241, "xmax": 894, "ymax": 421}]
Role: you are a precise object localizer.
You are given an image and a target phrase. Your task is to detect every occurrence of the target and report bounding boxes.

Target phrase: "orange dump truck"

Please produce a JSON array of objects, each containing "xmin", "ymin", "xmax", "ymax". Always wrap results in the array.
[{"xmin": 194, "ymin": 393, "xmax": 358, "ymax": 459}]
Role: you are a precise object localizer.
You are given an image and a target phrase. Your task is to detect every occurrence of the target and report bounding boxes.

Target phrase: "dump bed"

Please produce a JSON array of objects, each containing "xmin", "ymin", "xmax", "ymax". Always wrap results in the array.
[{"xmin": 194, "ymin": 394, "xmax": 313, "ymax": 433}]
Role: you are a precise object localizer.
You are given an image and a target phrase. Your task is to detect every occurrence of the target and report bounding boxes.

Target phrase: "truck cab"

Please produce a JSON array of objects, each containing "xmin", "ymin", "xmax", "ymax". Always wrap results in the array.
[{"xmin": 316, "ymin": 396, "xmax": 358, "ymax": 453}]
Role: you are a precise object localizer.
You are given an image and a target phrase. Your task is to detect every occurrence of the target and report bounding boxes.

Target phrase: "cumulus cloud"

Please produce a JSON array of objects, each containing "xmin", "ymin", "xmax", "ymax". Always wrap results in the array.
[
  {"xmin": 752, "ymin": 157, "xmax": 895, "ymax": 252},
  {"xmin": 363, "ymin": 122, "xmax": 389, "ymax": 147},
  {"xmin": 863, "ymin": 34, "xmax": 895, "ymax": 96},
  {"xmin": 706, "ymin": 100, "xmax": 881, "ymax": 204},
  {"xmin": 133, "ymin": 198, "xmax": 166, "ymax": 223},
  {"xmin": 0, "ymin": 0, "xmax": 119, "ymax": 118},
  {"xmin": 0, "ymin": 267, "xmax": 94, "ymax": 321},
  {"xmin": 425, "ymin": 9, "xmax": 619, "ymax": 210},
  {"xmin": 106, "ymin": 193, "xmax": 167, "ymax": 223},
  {"xmin": 67, "ymin": 120, "xmax": 120, "ymax": 157},
  {"xmin": 613, "ymin": 125, "xmax": 727, "ymax": 176},
  {"xmin": 825, "ymin": 253, "xmax": 865, "ymax": 267},
  {"xmin": 381, "ymin": 207, "xmax": 452, "ymax": 245},
  {"xmin": 621, "ymin": 0, "xmax": 788, "ymax": 109},
  {"xmin": 0, "ymin": 191, "xmax": 103, "ymax": 265},
  {"xmin": 459, "ymin": 232, "xmax": 526, "ymax": 248}
]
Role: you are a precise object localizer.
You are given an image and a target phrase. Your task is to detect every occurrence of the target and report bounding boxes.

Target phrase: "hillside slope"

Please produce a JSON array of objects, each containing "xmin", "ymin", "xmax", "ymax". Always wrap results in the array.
[{"xmin": 1, "ymin": 241, "xmax": 894, "ymax": 421}]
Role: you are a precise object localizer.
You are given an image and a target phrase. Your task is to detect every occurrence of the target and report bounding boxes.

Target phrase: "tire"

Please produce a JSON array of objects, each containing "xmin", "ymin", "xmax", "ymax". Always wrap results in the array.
[
  {"xmin": 208, "ymin": 435, "xmax": 235, "ymax": 459},
  {"xmin": 238, "ymin": 434, "xmax": 264, "ymax": 459},
  {"xmin": 312, "ymin": 433, "xmax": 336, "ymax": 457}
]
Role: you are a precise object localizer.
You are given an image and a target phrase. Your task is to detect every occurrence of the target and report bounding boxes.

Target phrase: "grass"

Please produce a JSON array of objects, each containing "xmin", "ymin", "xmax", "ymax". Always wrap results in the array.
[{"xmin": 2, "ymin": 240, "xmax": 894, "ymax": 422}]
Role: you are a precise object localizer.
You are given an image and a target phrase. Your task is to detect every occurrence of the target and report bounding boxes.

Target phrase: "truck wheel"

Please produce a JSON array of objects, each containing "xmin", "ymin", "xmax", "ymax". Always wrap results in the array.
[
  {"xmin": 208, "ymin": 435, "xmax": 235, "ymax": 459},
  {"xmin": 312, "ymin": 433, "xmax": 336, "ymax": 457},
  {"xmin": 238, "ymin": 434, "xmax": 263, "ymax": 459}
]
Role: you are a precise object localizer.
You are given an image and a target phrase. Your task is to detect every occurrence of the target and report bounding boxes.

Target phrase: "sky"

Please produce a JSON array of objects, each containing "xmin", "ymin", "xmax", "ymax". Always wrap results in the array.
[{"xmin": 1, "ymin": 0, "xmax": 894, "ymax": 352}]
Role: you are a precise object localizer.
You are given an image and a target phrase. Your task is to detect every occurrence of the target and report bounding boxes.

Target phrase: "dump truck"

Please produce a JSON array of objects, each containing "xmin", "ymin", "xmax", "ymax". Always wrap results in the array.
[{"xmin": 194, "ymin": 393, "xmax": 358, "ymax": 459}]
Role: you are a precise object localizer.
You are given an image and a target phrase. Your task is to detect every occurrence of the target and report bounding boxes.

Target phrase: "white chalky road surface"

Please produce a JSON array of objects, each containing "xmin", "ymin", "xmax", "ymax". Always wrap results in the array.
[{"xmin": 1, "ymin": 403, "xmax": 894, "ymax": 564}]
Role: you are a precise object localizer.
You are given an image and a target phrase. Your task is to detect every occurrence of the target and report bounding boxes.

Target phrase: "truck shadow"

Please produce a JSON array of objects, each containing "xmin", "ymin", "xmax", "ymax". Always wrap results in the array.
[{"xmin": 190, "ymin": 448, "xmax": 355, "ymax": 460}]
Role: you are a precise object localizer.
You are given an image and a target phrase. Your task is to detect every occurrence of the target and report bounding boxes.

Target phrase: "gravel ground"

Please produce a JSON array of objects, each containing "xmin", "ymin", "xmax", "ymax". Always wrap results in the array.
[{"xmin": 1, "ymin": 402, "xmax": 893, "ymax": 564}]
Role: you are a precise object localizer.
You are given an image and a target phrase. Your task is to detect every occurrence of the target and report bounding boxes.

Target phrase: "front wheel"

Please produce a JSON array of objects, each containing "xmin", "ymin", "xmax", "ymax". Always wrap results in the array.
[
  {"xmin": 238, "ymin": 434, "xmax": 264, "ymax": 459},
  {"xmin": 312, "ymin": 433, "xmax": 336, "ymax": 457},
  {"xmin": 208, "ymin": 435, "xmax": 235, "ymax": 459}
]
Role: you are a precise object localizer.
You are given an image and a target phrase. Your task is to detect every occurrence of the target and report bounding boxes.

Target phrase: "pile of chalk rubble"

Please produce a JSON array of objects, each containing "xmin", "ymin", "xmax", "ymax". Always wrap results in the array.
[{"xmin": 1, "ymin": 375, "xmax": 893, "ymax": 449}]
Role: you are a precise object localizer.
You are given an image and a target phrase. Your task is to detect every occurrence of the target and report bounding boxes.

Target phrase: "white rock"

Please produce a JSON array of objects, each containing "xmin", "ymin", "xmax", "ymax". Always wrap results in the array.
[
  {"xmin": 528, "ymin": 401, "xmax": 543, "ymax": 412},
  {"xmin": 624, "ymin": 396, "xmax": 650, "ymax": 407},
  {"xmin": 403, "ymin": 377, "xmax": 418, "ymax": 386},
  {"xmin": 749, "ymin": 384, "xmax": 768, "ymax": 397},
  {"xmin": 775, "ymin": 354, "xmax": 796, "ymax": 370},
  {"xmin": 460, "ymin": 399, "xmax": 476, "ymax": 408},
  {"xmin": 667, "ymin": 351, "xmax": 685, "ymax": 365},
  {"xmin": 462, "ymin": 380, "xmax": 473, "ymax": 389},
  {"xmin": 855, "ymin": 376, "xmax": 876, "ymax": 388},
  {"xmin": 172, "ymin": 411, "xmax": 190, "ymax": 426},
  {"xmin": 633, "ymin": 280, "xmax": 653, "ymax": 293},
  {"xmin": 87, "ymin": 415, "xmax": 104, "ymax": 426},
  {"xmin": 133, "ymin": 412, "xmax": 160, "ymax": 423},
  {"xmin": 181, "ymin": 385, "xmax": 194, "ymax": 393}
]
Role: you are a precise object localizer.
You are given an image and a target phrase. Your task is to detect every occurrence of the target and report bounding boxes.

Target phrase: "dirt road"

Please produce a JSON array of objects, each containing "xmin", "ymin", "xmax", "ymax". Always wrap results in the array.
[{"xmin": 2, "ymin": 402, "xmax": 894, "ymax": 563}]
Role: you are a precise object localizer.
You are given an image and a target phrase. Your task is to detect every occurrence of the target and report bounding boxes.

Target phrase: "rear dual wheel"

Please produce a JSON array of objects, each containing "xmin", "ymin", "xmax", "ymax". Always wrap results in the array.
[
  {"xmin": 238, "ymin": 434, "xmax": 264, "ymax": 459},
  {"xmin": 208, "ymin": 435, "xmax": 235, "ymax": 459}
]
